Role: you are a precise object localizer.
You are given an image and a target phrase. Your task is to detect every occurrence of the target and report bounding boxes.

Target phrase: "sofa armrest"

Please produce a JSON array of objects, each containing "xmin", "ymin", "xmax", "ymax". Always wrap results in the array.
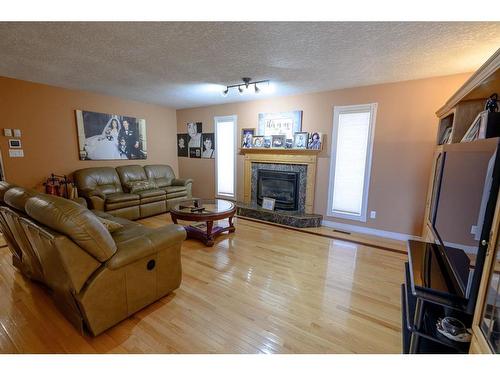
[
  {"xmin": 171, "ymin": 178, "xmax": 193, "ymax": 187},
  {"xmin": 78, "ymin": 188, "xmax": 105, "ymax": 211},
  {"xmin": 72, "ymin": 197, "xmax": 88, "ymax": 208},
  {"xmin": 106, "ymin": 224, "xmax": 186, "ymax": 270}
]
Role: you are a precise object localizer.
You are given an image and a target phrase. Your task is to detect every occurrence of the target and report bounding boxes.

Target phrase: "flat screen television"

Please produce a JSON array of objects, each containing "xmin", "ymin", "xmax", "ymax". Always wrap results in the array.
[{"xmin": 430, "ymin": 137, "xmax": 500, "ymax": 313}]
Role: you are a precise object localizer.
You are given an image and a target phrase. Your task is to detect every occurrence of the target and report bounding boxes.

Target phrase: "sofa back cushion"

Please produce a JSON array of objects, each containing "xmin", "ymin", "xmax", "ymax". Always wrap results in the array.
[
  {"xmin": 74, "ymin": 167, "xmax": 123, "ymax": 195},
  {"xmin": 25, "ymin": 194, "xmax": 117, "ymax": 262},
  {"xmin": 4, "ymin": 187, "xmax": 38, "ymax": 213},
  {"xmin": 0, "ymin": 181, "xmax": 15, "ymax": 205},
  {"xmin": 144, "ymin": 165, "xmax": 176, "ymax": 187},
  {"xmin": 116, "ymin": 165, "xmax": 148, "ymax": 191}
]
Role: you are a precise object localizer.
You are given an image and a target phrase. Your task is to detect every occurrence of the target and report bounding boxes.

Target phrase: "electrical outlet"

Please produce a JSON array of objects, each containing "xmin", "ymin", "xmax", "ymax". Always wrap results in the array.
[
  {"xmin": 3, "ymin": 129, "xmax": 12, "ymax": 137},
  {"xmin": 370, "ymin": 211, "xmax": 377, "ymax": 219},
  {"xmin": 471, "ymin": 225, "xmax": 478, "ymax": 235}
]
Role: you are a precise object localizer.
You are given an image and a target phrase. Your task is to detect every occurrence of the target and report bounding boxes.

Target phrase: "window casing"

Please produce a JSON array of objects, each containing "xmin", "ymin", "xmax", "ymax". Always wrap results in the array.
[
  {"xmin": 214, "ymin": 115, "xmax": 237, "ymax": 199},
  {"xmin": 327, "ymin": 103, "xmax": 377, "ymax": 222}
]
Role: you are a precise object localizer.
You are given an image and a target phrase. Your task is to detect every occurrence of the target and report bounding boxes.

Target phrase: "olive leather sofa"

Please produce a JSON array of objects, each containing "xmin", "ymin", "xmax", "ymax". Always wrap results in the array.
[
  {"xmin": 73, "ymin": 164, "xmax": 192, "ymax": 220},
  {"xmin": 0, "ymin": 182, "xmax": 185, "ymax": 336}
]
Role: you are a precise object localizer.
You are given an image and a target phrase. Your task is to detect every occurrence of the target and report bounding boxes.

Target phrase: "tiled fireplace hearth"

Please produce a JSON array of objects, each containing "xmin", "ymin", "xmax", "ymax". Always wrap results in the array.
[{"xmin": 237, "ymin": 149, "xmax": 322, "ymax": 227}]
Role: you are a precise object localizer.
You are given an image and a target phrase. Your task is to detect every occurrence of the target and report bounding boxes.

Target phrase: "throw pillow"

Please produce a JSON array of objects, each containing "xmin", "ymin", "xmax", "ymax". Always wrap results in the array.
[
  {"xmin": 97, "ymin": 217, "xmax": 124, "ymax": 233},
  {"xmin": 126, "ymin": 179, "xmax": 158, "ymax": 193}
]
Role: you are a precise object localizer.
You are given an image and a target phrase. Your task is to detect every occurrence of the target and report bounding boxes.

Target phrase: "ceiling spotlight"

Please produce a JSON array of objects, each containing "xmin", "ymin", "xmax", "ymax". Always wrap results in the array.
[{"xmin": 221, "ymin": 78, "xmax": 270, "ymax": 96}]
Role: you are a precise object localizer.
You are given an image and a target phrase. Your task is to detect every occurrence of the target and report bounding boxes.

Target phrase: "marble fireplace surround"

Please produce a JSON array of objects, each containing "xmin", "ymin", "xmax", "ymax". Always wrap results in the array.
[{"xmin": 242, "ymin": 149, "xmax": 319, "ymax": 214}]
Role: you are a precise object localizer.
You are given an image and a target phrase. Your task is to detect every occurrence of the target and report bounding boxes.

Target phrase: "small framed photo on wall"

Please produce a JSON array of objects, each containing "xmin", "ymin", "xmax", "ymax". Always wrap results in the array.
[
  {"xmin": 177, "ymin": 134, "xmax": 189, "ymax": 157},
  {"xmin": 241, "ymin": 128, "xmax": 255, "ymax": 148},
  {"xmin": 262, "ymin": 197, "xmax": 276, "ymax": 211}
]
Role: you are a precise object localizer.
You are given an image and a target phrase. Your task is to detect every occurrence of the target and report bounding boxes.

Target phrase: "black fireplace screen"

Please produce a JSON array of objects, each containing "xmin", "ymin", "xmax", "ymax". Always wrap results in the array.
[{"xmin": 257, "ymin": 169, "xmax": 300, "ymax": 211}]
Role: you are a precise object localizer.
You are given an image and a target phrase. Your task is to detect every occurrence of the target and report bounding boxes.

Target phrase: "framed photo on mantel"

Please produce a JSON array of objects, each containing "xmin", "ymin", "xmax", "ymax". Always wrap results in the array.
[{"xmin": 258, "ymin": 110, "xmax": 303, "ymax": 140}]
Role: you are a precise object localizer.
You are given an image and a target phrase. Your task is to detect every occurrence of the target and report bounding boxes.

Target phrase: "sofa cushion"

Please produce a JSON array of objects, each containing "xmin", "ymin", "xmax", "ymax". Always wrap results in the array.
[
  {"xmin": 25, "ymin": 194, "xmax": 117, "ymax": 262},
  {"xmin": 116, "ymin": 165, "xmax": 148, "ymax": 191},
  {"xmin": 138, "ymin": 189, "xmax": 166, "ymax": 199},
  {"xmin": 0, "ymin": 181, "xmax": 15, "ymax": 204},
  {"xmin": 164, "ymin": 186, "xmax": 188, "ymax": 199},
  {"xmin": 126, "ymin": 179, "xmax": 158, "ymax": 194},
  {"xmin": 106, "ymin": 192, "xmax": 140, "ymax": 203},
  {"xmin": 4, "ymin": 187, "xmax": 38, "ymax": 213},
  {"xmin": 74, "ymin": 167, "xmax": 123, "ymax": 195},
  {"xmin": 144, "ymin": 165, "xmax": 176, "ymax": 187},
  {"xmin": 97, "ymin": 217, "xmax": 124, "ymax": 233}
]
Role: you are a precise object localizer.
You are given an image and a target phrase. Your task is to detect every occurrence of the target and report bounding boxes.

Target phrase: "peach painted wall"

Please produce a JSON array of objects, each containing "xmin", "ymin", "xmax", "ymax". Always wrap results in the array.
[
  {"xmin": 176, "ymin": 73, "xmax": 471, "ymax": 237},
  {"xmin": 0, "ymin": 77, "xmax": 178, "ymax": 189}
]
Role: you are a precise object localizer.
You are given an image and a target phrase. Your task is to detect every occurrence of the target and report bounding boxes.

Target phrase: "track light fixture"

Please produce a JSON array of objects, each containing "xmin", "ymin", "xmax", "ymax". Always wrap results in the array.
[{"xmin": 221, "ymin": 77, "xmax": 270, "ymax": 96}]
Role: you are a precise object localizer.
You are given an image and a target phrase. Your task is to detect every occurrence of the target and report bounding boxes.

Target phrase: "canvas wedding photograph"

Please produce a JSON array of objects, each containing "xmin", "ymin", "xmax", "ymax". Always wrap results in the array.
[{"xmin": 76, "ymin": 110, "xmax": 147, "ymax": 160}]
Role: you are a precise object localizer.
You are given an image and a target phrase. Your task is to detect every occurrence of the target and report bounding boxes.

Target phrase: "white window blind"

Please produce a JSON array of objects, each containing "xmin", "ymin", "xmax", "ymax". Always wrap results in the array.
[
  {"xmin": 328, "ymin": 104, "xmax": 377, "ymax": 222},
  {"xmin": 215, "ymin": 116, "xmax": 236, "ymax": 198}
]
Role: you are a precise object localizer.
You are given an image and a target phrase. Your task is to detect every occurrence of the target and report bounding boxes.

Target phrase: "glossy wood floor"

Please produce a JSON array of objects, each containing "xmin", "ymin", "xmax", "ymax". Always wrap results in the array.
[{"xmin": 0, "ymin": 216, "xmax": 406, "ymax": 353}]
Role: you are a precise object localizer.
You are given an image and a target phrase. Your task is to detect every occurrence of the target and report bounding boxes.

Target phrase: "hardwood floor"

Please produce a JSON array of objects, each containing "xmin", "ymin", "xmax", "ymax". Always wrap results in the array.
[{"xmin": 0, "ymin": 215, "xmax": 406, "ymax": 353}]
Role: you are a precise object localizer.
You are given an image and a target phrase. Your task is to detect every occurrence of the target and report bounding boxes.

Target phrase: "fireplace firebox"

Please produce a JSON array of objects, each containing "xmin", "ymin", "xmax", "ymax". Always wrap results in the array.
[{"xmin": 257, "ymin": 169, "xmax": 300, "ymax": 211}]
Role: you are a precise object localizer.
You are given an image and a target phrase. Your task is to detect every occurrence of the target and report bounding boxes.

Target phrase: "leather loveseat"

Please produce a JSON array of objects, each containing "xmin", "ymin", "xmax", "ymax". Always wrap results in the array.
[
  {"xmin": 0, "ymin": 182, "xmax": 185, "ymax": 336},
  {"xmin": 74, "ymin": 164, "xmax": 192, "ymax": 220}
]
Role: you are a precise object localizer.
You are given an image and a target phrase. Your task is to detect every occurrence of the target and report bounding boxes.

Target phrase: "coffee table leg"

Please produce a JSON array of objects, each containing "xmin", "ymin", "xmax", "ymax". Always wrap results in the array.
[
  {"xmin": 228, "ymin": 215, "xmax": 236, "ymax": 233},
  {"xmin": 205, "ymin": 221, "xmax": 214, "ymax": 246}
]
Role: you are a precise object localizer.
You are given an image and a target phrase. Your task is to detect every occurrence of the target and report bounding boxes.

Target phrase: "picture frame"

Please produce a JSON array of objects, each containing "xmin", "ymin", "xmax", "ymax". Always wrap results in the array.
[
  {"xmin": 201, "ymin": 133, "xmax": 215, "ymax": 159},
  {"xmin": 261, "ymin": 197, "xmax": 276, "ymax": 211},
  {"xmin": 75, "ymin": 110, "xmax": 147, "ymax": 160},
  {"xmin": 8, "ymin": 139, "xmax": 22, "ymax": 149},
  {"xmin": 285, "ymin": 139, "xmax": 293, "ymax": 149},
  {"xmin": 189, "ymin": 147, "xmax": 201, "ymax": 158},
  {"xmin": 293, "ymin": 132, "xmax": 309, "ymax": 149},
  {"xmin": 307, "ymin": 132, "xmax": 323, "ymax": 150},
  {"xmin": 177, "ymin": 134, "xmax": 189, "ymax": 157},
  {"xmin": 187, "ymin": 122, "xmax": 203, "ymax": 148},
  {"xmin": 263, "ymin": 136, "xmax": 272, "ymax": 148},
  {"xmin": 272, "ymin": 135, "xmax": 286, "ymax": 148},
  {"xmin": 241, "ymin": 128, "xmax": 255, "ymax": 148},
  {"xmin": 253, "ymin": 136, "xmax": 265, "ymax": 148},
  {"xmin": 258, "ymin": 111, "xmax": 303, "ymax": 140}
]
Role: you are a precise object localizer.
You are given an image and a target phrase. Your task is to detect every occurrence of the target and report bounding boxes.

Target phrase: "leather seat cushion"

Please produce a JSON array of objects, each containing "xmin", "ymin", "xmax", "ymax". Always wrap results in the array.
[
  {"xmin": 165, "ymin": 185, "xmax": 188, "ymax": 199},
  {"xmin": 164, "ymin": 186, "xmax": 187, "ymax": 194},
  {"xmin": 105, "ymin": 192, "xmax": 140, "ymax": 210},
  {"xmin": 106, "ymin": 192, "xmax": 140, "ymax": 203},
  {"xmin": 138, "ymin": 189, "xmax": 166, "ymax": 199}
]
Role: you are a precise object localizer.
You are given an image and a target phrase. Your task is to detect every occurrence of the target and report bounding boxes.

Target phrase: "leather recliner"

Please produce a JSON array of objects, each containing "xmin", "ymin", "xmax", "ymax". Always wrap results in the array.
[
  {"xmin": 74, "ymin": 164, "xmax": 192, "ymax": 219},
  {"xmin": 0, "ymin": 185, "xmax": 186, "ymax": 336}
]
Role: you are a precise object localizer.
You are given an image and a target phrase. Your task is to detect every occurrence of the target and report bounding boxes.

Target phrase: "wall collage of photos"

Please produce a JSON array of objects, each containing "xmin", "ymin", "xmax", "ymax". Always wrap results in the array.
[
  {"xmin": 177, "ymin": 111, "xmax": 324, "ymax": 161},
  {"xmin": 177, "ymin": 122, "xmax": 215, "ymax": 159}
]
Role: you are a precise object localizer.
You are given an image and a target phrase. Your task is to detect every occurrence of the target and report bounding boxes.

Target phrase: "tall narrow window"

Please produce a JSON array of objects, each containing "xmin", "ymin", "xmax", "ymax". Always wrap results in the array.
[
  {"xmin": 215, "ymin": 115, "xmax": 237, "ymax": 199},
  {"xmin": 327, "ymin": 103, "xmax": 377, "ymax": 222}
]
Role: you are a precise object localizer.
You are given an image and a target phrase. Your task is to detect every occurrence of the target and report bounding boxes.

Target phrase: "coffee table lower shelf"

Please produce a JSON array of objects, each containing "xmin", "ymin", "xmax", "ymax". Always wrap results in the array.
[{"xmin": 183, "ymin": 220, "xmax": 235, "ymax": 246}]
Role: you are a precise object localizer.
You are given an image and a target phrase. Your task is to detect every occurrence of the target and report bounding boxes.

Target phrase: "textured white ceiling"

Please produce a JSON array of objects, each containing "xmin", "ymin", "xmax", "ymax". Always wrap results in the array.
[{"xmin": 0, "ymin": 22, "xmax": 499, "ymax": 109}]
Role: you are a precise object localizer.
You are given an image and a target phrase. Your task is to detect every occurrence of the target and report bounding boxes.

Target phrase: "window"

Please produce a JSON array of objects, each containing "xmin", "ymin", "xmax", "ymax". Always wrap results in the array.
[
  {"xmin": 327, "ymin": 103, "xmax": 377, "ymax": 222},
  {"xmin": 215, "ymin": 115, "xmax": 237, "ymax": 199}
]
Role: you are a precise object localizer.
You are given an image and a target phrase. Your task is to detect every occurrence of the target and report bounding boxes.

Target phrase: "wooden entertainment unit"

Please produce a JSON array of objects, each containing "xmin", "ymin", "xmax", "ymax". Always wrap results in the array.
[{"xmin": 404, "ymin": 49, "xmax": 500, "ymax": 354}]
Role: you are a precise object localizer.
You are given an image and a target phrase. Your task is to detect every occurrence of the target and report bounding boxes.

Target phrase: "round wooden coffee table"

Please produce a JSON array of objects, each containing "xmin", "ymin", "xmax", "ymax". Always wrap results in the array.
[{"xmin": 170, "ymin": 199, "xmax": 236, "ymax": 246}]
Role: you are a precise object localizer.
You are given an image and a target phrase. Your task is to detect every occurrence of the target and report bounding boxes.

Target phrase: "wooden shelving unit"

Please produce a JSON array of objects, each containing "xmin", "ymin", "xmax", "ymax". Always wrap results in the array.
[{"xmin": 419, "ymin": 48, "xmax": 500, "ymax": 354}]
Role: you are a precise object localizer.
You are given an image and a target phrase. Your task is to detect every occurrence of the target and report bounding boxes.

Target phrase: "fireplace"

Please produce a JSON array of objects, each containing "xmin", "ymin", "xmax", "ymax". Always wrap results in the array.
[{"xmin": 257, "ymin": 169, "xmax": 300, "ymax": 211}]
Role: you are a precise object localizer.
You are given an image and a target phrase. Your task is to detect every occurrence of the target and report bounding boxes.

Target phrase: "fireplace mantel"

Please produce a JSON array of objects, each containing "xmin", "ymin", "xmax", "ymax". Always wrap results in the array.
[
  {"xmin": 239, "ymin": 148, "xmax": 321, "ymax": 155},
  {"xmin": 242, "ymin": 149, "xmax": 318, "ymax": 214}
]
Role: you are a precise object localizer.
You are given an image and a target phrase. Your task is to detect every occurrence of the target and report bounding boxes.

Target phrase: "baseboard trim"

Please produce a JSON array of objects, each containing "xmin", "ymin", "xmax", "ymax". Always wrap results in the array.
[{"xmin": 321, "ymin": 220, "xmax": 422, "ymax": 242}]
